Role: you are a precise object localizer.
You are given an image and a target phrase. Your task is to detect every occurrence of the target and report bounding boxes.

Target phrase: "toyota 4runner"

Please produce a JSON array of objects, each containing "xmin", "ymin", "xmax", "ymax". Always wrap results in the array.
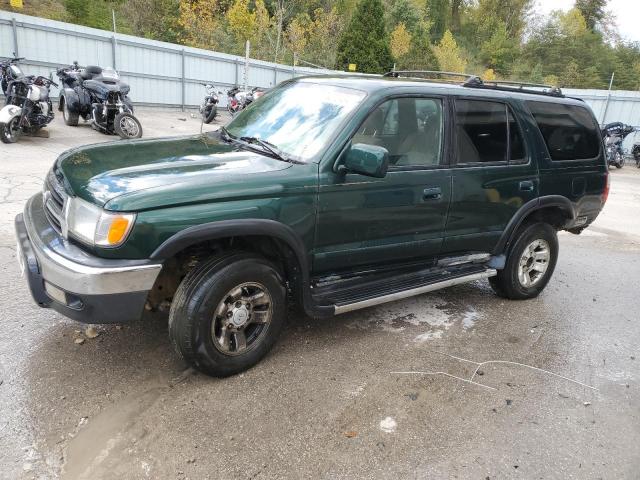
[{"xmin": 15, "ymin": 73, "xmax": 608, "ymax": 376}]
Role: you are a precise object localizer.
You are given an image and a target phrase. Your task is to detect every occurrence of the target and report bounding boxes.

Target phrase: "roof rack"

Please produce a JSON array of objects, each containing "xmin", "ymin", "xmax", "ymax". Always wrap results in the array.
[
  {"xmin": 383, "ymin": 70, "xmax": 563, "ymax": 97},
  {"xmin": 468, "ymin": 79, "xmax": 564, "ymax": 97},
  {"xmin": 384, "ymin": 70, "xmax": 480, "ymax": 83}
]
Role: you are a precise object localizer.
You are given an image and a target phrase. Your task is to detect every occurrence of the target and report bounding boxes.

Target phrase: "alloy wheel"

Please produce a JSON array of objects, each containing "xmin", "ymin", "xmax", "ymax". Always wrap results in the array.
[
  {"xmin": 211, "ymin": 282, "xmax": 273, "ymax": 356},
  {"xmin": 517, "ymin": 239, "xmax": 551, "ymax": 287}
]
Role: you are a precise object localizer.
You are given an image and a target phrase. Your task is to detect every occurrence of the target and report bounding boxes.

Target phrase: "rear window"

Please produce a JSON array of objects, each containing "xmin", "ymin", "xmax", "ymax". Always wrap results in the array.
[{"xmin": 526, "ymin": 101, "xmax": 600, "ymax": 161}]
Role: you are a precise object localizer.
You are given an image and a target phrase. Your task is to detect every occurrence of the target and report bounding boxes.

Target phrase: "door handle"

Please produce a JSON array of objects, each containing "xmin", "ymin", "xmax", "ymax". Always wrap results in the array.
[
  {"xmin": 519, "ymin": 180, "xmax": 535, "ymax": 192},
  {"xmin": 423, "ymin": 187, "xmax": 442, "ymax": 200}
]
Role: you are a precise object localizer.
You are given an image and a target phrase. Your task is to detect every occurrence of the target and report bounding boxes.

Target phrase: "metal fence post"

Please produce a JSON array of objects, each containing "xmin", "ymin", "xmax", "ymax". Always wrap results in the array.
[
  {"xmin": 181, "ymin": 49, "xmax": 185, "ymax": 112},
  {"xmin": 273, "ymin": 65, "xmax": 277, "ymax": 86},
  {"xmin": 11, "ymin": 18, "xmax": 19, "ymax": 56},
  {"xmin": 111, "ymin": 35, "xmax": 117, "ymax": 69},
  {"xmin": 234, "ymin": 59, "xmax": 239, "ymax": 86}
]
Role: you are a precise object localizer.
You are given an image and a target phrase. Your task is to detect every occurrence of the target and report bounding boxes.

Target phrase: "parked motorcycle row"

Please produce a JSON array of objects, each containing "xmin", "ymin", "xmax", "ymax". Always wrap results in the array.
[
  {"xmin": 601, "ymin": 121, "xmax": 640, "ymax": 169},
  {"xmin": 199, "ymin": 83, "xmax": 265, "ymax": 123}
]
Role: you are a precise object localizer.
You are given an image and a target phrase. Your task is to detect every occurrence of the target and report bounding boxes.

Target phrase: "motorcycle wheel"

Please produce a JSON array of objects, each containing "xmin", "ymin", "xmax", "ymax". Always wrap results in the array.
[
  {"xmin": 114, "ymin": 112, "xmax": 143, "ymax": 140},
  {"xmin": 62, "ymin": 98, "xmax": 79, "ymax": 126},
  {"xmin": 203, "ymin": 104, "xmax": 218, "ymax": 124},
  {"xmin": 616, "ymin": 152, "xmax": 624, "ymax": 169},
  {"xmin": 0, "ymin": 117, "xmax": 21, "ymax": 144}
]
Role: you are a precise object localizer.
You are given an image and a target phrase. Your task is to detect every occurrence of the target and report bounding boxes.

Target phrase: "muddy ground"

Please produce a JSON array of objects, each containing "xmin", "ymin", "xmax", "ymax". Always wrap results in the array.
[{"xmin": 0, "ymin": 110, "xmax": 639, "ymax": 479}]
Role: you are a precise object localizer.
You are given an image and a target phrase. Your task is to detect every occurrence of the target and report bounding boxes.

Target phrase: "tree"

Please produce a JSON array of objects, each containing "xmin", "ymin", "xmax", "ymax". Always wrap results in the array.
[
  {"xmin": 227, "ymin": 0, "xmax": 257, "ymax": 43},
  {"xmin": 121, "ymin": 0, "xmax": 180, "ymax": 42},
  {"xmin": 432, "ymin": 30, "xmax": 466, "ymax": 72},
  {"xmin": 575, "ymin": 0, "xmax": 607, "ymax": 31},
  {"xmin": 425, "ymin": 0, "xmax": 448, "ymax": 41},
  {"xmin": 390, "ymin": 23, "xmax": 412, "ymax": 61},
  {"xmin": 334, "ymin": 0, "xmax": 393, "ymax": 73},
  {"xmin": 178, "ymin": 0, "xmax": 223, "ymax": 50}
]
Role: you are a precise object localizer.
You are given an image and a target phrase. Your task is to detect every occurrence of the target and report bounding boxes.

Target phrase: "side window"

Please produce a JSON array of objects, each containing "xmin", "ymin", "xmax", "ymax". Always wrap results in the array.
[
  {"xmin": 526, "ymin": 101, "xmax": 600, "ymax": 160},
  {"xmin": 352, "ymin": 97, "xmax": 444, "ymax": 168},
  {"xmin": 455, "ymin": 100, "xmax": 507, "ymax": 164}
]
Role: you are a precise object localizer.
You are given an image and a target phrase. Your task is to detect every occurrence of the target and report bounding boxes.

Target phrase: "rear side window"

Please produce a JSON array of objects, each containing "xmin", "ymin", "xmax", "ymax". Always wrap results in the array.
[
  {"xmin": 526, "ymin": 101, "xmax": 600, "ymax": 161},
  {"xmin": 455, "ymin": 99, "xmax": 525, "ymax": 164}
]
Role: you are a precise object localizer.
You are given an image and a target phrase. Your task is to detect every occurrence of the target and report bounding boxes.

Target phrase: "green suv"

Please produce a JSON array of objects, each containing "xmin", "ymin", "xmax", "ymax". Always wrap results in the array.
[{"xmin": 15, "ymin": 74, "xmax": 608, "ymax": 376}]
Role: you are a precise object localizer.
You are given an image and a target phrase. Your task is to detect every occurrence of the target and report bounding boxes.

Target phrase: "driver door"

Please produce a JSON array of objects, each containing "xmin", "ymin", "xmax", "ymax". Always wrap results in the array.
[{"xmin": 313, "ymin": 96, "xmax": 452, "ymax": 273}]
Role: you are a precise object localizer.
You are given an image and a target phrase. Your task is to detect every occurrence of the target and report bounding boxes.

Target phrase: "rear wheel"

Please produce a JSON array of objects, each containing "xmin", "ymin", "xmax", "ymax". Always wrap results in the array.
[
  {"xmin": 114, "ymin": 112, "xmax": 142, "ymax": 139},
  {"xmin": 0, "ymin": 117, "xmax": 21, "ymax": 144},
  {"xmin": 62, "ymin": 97, "xmax": 79, "ymax": 126},
  {"xmin": 168, "ymin": 253, "xmax": 287, "ymax": 377},
  {"xmin": 203, "ymin": 104, "xmax": 217, "ymax": 124},
  {"xmin": 489, "ymin": 222, "xmax": 558, "ymax": 300}
]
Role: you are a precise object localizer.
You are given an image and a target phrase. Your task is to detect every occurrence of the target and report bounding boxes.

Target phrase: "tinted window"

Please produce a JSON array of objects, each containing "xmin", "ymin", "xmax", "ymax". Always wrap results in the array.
[
  {"xmin": 352, "ymin": 98, "xmax": 443, "ymax": 167},
  {"xmin": 455, "ymin": 100, "xmax": 525, "ymax": 164},
  {"xmin": 526, "ymin": 101, "xmax": 600, "ymax": 160}
]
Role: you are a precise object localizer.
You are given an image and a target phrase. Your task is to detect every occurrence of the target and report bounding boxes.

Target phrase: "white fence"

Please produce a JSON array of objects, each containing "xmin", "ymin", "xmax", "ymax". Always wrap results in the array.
[
  {"xmin": 0, "ymin": 11, "xmax": 341, "ymax": 108},
  {"xmin": 2, "ymin": 10, "xmax": 640, "ymax": 126}
]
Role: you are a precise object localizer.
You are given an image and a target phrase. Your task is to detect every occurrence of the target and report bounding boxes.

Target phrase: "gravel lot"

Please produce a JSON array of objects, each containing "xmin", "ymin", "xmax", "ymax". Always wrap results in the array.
[{"xmin": 0, "ymin": 110, "xmax": 639, "ymax": 479}]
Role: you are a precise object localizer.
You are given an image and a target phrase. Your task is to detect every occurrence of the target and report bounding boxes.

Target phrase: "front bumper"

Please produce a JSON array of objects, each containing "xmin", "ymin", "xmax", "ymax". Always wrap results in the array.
[{"xmin": 15, "ymin": 193, "xmax": 162, "ymax": 323}]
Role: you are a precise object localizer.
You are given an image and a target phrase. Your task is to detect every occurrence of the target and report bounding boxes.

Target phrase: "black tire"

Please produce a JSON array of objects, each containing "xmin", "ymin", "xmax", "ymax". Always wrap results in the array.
[
  {"xmin": 114, "ymin": 112, "xmax": 142, "ymax": 139},
  {"xmin": 168, "ymin": 253, "xmax": 287, "ymax": 377},
  {"xmin": 62, "ymin": 97, "xmax": 79, "ymax": 126},
  {"xmin": 203, "ymin": 104, "xmax": 217, "ymax": 124},
  {"xmin": 489, "ymin": 222, "xmax": 558, "ymax": 300},
  {"xmin": 0, "ymin": 117, "xmax": 20, "ymax": 144}
]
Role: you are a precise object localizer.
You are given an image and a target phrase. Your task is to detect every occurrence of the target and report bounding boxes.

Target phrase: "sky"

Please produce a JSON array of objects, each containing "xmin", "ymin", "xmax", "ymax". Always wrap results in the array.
[{"xmin": 535, "ymin": 0, "xmax": 640, "ymax": 42}]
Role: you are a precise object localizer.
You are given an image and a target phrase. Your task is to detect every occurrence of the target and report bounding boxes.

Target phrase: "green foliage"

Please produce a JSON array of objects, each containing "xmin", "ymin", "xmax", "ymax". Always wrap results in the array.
[
  {"xmin": 425, "ymin": 0, "xmax": 447, "ymax": 41},
  {"xmin": 575, "ymin": 0, "xmax": 607, "ymax": 31},
  {"xmin": 334, "ymin": 0, "xmax": 394, "ymax": 73},
  {"xmin": 3, "ymin": 0, "xmax": 640, "ymax": 90}
]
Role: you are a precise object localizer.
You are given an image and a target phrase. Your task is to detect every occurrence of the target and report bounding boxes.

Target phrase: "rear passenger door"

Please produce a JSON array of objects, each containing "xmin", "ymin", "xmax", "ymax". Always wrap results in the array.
[{"xmin": 441, "ymin": 98, "xmax": 538, "ymax": 255}]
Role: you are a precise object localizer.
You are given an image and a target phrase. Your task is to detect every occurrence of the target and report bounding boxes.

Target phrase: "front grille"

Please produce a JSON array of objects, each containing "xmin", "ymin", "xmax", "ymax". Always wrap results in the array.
[{"xmin": 43, "ymin": 168, "xmax": 68, "ymax": 235}]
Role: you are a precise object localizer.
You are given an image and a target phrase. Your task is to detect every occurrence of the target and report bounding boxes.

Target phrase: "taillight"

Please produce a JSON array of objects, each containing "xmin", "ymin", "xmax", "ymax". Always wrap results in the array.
[{"xmin": 602, "ymin": 171, "xmax": 610, "ymax": 204}]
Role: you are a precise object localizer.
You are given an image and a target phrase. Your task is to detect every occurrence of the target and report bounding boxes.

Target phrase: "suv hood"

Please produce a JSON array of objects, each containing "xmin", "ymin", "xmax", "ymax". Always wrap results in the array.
[{"xmin": 56, "ymin": 134, "xmax": 292, "ymax": 210}]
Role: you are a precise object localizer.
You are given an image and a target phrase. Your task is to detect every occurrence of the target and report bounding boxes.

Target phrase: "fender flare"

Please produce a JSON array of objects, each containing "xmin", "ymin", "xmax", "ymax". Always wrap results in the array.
[
  {"xmin": 493, "ymin": 195, "xmax": 576, "ymax": 255},
  {"xmin": 149, "ymin": 219, "xmax": 334, "ymax": 319}
]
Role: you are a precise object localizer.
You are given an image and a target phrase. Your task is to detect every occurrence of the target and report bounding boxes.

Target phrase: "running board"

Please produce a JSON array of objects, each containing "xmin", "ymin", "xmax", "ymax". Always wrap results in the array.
[{"xmin": 332, "ymin": 269, "xmax": 496, "ymax": 315}]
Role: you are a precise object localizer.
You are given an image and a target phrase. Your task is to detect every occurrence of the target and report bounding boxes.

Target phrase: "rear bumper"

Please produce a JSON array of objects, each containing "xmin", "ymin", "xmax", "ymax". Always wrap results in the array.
[{"xmin": 15, "ymin": 193, "xmax": 162, "ymax": 323}]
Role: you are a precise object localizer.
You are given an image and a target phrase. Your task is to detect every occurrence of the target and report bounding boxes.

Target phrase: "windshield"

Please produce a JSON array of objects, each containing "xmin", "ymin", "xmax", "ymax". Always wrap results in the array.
[{"xmin": 225, "ymin": 82, "xmax": 366, "ymax": 162}]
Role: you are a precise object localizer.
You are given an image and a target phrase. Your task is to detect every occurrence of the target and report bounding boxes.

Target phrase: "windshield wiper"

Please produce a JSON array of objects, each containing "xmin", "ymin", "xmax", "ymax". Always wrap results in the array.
[
  {"xmin": 220, "ymin": 127, "xmax": 301, "ymax": 164},
  {"xmin": 239, "ymin": 136, "xmax": 296, "ymax": 163}
]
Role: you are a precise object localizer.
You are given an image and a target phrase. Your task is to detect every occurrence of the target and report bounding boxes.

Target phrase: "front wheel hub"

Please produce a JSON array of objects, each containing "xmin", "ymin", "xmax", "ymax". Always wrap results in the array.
[{"xmin": 211, "ymin": 282, "xmax": 273, "ymax": 355}]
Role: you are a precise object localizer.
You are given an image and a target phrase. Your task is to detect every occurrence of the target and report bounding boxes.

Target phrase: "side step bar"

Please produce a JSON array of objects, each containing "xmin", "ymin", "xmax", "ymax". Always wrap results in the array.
[{"xmin": 333, "ymin": 269, "xmax": 496, "ymax": 315}]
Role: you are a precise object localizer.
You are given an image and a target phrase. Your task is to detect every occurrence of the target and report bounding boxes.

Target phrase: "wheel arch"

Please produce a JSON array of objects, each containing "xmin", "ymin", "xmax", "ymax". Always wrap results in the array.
[
  {"xmin": 149, "ymin": 220, "xmax": 332, "ymax": 318},
  {"xmin": 493, "ymin": 196, "xmax": 575, "ymax": 256}
]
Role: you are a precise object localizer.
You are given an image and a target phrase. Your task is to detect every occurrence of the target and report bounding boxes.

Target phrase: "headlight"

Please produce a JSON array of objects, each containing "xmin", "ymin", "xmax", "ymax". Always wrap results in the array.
[{"xmin": 66, "ymin": 197, "xmax": 135, "ymax": 247}]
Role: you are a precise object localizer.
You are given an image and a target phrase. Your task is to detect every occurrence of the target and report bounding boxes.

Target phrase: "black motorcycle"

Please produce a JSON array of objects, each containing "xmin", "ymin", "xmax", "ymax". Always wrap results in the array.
[
  {"xmin": 199, "ymin": 83, "xmax": 223, "ymax": 124},
  {"xmin": 1, "ymin": 53, "xmax": 25, "ymax": 97},
  {"xmin": 0, "ymin": 74, "xmax": 56, "ymax": 143},
  {"xmin": 633, "ymin": 142, "xmax": 640, "ymax": 168},
  {"xmin": 601, "ymin": 122, "xmax": 634, "ymax": 169},
  {"xmin": 57, "ymin": 63, "xmax": 142, "ymax": 139}
]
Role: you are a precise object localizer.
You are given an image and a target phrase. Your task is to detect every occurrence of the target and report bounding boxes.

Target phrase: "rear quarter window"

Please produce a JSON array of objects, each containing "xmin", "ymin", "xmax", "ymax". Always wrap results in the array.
[{"xmin": 526, "ymin": 101, "xmax": 601, "ymax": 161}]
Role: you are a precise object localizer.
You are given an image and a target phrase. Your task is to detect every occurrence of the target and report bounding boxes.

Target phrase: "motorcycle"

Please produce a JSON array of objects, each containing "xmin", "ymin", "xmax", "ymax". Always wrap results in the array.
[
  {"xmin": 199, "ymin": 83, "xmax": 223, "ymax": 124},
  {"xmin": 56, "ymin": 63, "xmax": 142, "ymax": 139},
  {"xmin": 226, "ymin": 86, "xmax": 265, "ymax": 116},
  {"xmin": 633, "ymin": 142, "xmax": 640, "ymax": 168},
  {"xmin": 0, "ymin": 74, "xmax": 56, "ymax": 143},
  {"xmin": 1, "ymin": 53, "xmax": 25, "ymax": 97},
  {"xmin": 601, "ymin": 122, "xmax": 634, "ymax": 169}
]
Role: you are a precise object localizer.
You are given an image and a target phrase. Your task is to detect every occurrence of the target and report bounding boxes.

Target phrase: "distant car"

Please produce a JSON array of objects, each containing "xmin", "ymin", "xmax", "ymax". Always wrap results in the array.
[{"xmin": 16, "ymin": 73, "xmax": 608, "ymax": 377}]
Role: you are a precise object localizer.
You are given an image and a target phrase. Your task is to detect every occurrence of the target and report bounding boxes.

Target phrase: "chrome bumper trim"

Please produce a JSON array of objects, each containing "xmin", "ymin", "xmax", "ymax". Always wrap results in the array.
[{"xmin": 23, "ymin": 194, "xmax": 162, "ymax": 296}]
